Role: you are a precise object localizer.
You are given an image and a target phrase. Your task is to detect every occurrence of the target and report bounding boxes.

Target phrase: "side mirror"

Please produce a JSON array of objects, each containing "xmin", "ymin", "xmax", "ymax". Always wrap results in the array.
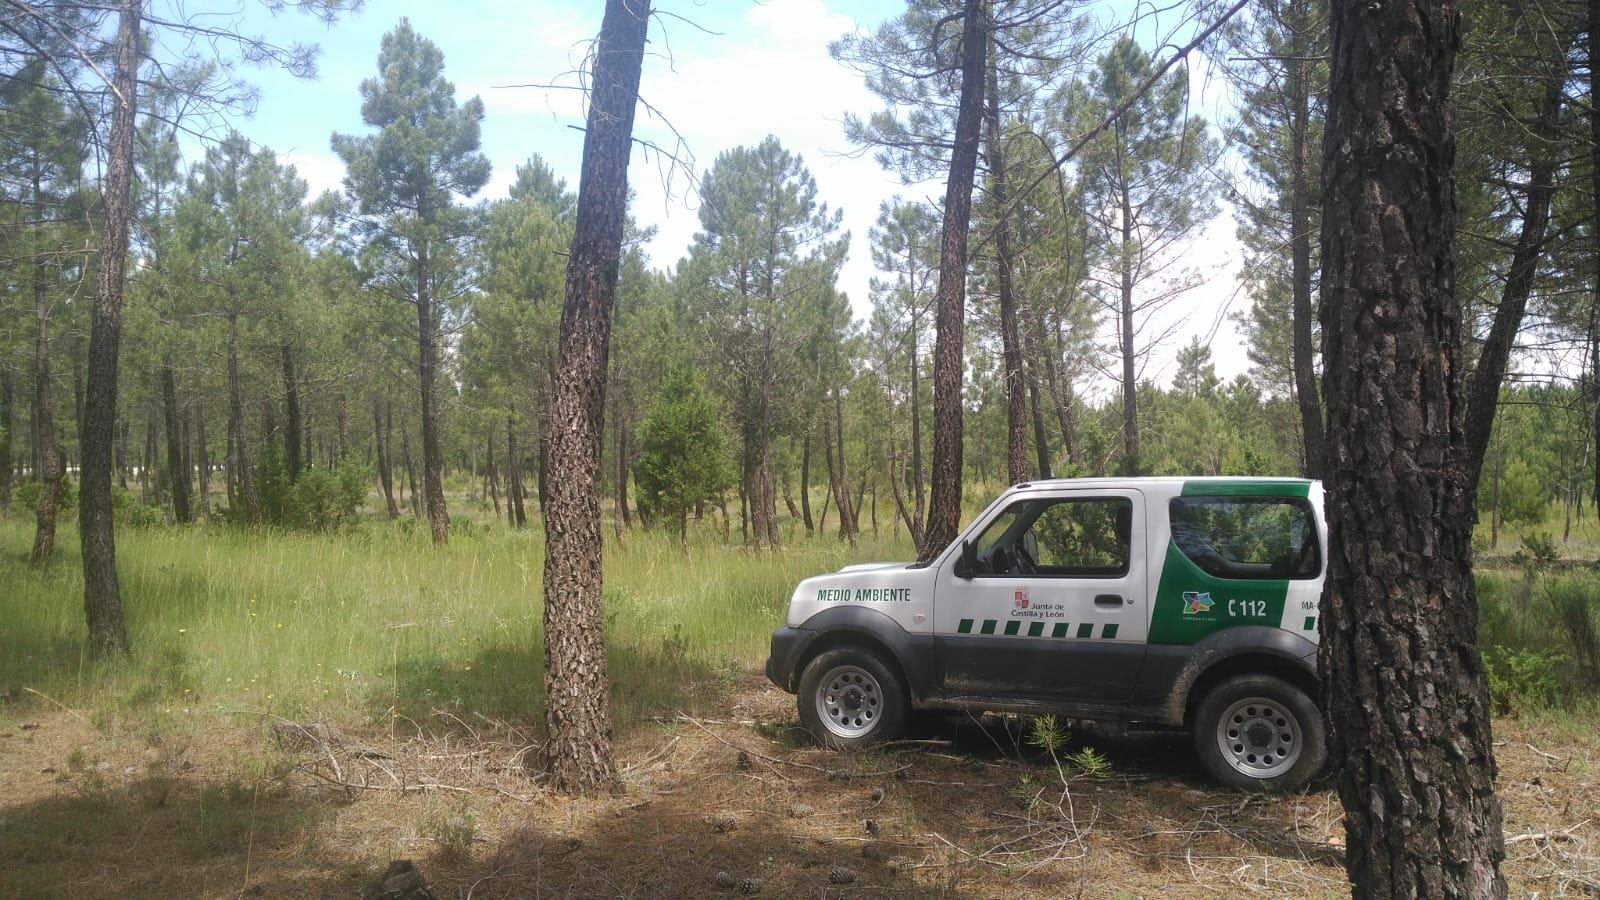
[{"xmin": 956, "ymin": 540, "xmax": 976, "ymax": 579}]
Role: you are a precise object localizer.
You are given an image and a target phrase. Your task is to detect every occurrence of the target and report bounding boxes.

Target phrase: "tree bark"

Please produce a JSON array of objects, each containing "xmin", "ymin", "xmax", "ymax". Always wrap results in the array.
[
  {"xmin": 540, "ymin": 0, "xmax": 649, "ymax": 794},
  {"xmin": 1025, "ymin": 346, "xmax": 1052, "ymax": 480},
  {"xmin": 1319, "ymin": 0, "xmax": 1507, "ymax": 894},
  {"xmin": 0, "ymin": 371, "xmax": 14, "ymax": 511},
  {"xmin": 281, "ymin": 341, "xmax": 303, "ymax": 481},
  {"xmin": 831, "ymin": 387, "xmax": 857, "ymax": 541},
  {"xmin": 508, "ymin": 412, "xmax": 526, "ymax": 528},
  {"xmin": 78, "ymin": 0, "xmax": 139, "ymax": 658},
  {"xmin": 920, "ymin": 0, "xmax": 987, "ymax": 562},
  {"xmin": 1116, "ymin": 151, "xmax": 1139, "ymax": 473},
  {"xmin": 400, "ymin": 415, "xmax": 420, "ymax": 518},
  {"xmin": 1288, "ymin": 17, "xmax": 1325, "ymax": 480},
  {"xmin": 160, "ymin": 360, "xmax": 191, "ymax": 523},
  {"xmin": 415, "ymin": 237, "xmax": 449, "ymax": 543},
  {"xmin": 32, "ymin": 211, "xmax": 63, "ymax": 566},
  {"xmin": 374, "ymin": 397, "xmax": 398, "ymax": 518},
  {"xmin": 1461, "ymin": 76, "xmax": 1563, "ymax": 492},
  {"xmin": 1592, "ymin": 0, "xmax": 1600, "ymax": 515},
  {"xmin": 986, "ymin": 34, "xmax": 1027, "ymax": 485},
  {"xmin": 800, "ymin": 430, "xmax": 814, "ymax": 533},
  {"xmin": 487, "ymin": 431, "xmax": 501, "ymax": 515},
  {"xmin": 226, "ymin": 310, "xmax": 261, "ymax": 525},
  {"xmin": 196, "ymin": 404, "xmax": 209, "ymax": 512}
]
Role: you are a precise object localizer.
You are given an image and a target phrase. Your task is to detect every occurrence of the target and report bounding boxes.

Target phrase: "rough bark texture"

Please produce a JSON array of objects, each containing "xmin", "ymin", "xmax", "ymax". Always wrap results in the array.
[
  {"xmin": 161, "ymin": 361, "xmax": 191, "ymax": 523},
  {"xmin": 986, "ymin": 42, "xmax": 1028, "ymax": 485},
  {"xmin": 800, "ymin": 430, "xmax": 814, "ymax": 533},
  {"xmin": 1318, "ymin": 1, "xmax": 1507, "ymax": 895},
  {"xmin": 1461, "ymin": 77, "xmax": 1561, "ymax": 491},
  {"xmin": 540, "ymin": 0, "xmax": 649, "ymax": 794},
  {"xmin": 416, "ymin": 240, "xmax": 449, "ymax": 544},
  {"xmin": 78, "ymin": 0, "xmax": 139, "ymax": 658},
  {"xmin": 1593, "ymin": 0, "xmax": 1600, "ymax": 515},
  {"xmin": 919, "ymin": 0, "xmax": 987, "ymax": 562},
  {"xmin": 1288, "ymin": 16, "xmax": 1325, "ymax": 481}
]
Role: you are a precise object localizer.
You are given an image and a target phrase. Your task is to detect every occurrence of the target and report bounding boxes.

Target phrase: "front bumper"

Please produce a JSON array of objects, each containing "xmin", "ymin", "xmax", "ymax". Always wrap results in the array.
[{"xmin": 764, "ymin": 625, "xmax": 811, "ymax": 693}]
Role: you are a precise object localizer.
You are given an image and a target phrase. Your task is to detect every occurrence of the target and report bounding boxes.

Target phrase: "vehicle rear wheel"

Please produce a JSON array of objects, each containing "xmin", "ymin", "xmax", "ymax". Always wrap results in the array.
[
  {"xmin": 797, "ymin": 647, "xmax": 908, "ymax": 749},
  {"xmin": 1193, "ymin": 674, "xmax": 1326, "ymax": 793}
]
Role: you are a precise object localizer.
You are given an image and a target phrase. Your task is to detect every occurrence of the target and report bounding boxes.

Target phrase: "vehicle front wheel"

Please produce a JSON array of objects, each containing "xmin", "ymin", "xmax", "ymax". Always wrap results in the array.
[
  {"xmin": 1192, "ymin": 674, "xmax": 1327, "ymax": 793},
  {"xmin": 797, "ymin": 647, "xmax": 908, "ymax": 749}
]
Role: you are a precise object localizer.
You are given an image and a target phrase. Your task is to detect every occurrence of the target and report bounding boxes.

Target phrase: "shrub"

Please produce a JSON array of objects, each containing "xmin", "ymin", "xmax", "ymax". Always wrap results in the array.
[
  {"xmin": 1498, "ymin": 458, "xmax": 1548, "ymax": 524},
  {"xmin": 285, "ymin": 462, "xmax": 369, "ymax": 532},
  {"xmin": 1483, "ymin": 646, "xmax": 1565, "ymax": 715},
  {"xmin": 112, "ymin": 485, "xmax": 165, "ymax": 527},
  {"xmin": 1541, "ymin": 576, "xmax": 1600, "ymax": 682},
  {"xmin": 13, "ymin": 475, "xmax": 77, "ymax": 514}
]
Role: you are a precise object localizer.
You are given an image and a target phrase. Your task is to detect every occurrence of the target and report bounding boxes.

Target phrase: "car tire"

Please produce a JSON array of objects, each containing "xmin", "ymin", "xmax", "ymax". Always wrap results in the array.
[
  {"xmin": 1193, "ymin": 674, "xmax": 1327, "ymax": 793},
  {"xmin": 797, "ymin": 647, "xmax": 908, "ymax": 750}
]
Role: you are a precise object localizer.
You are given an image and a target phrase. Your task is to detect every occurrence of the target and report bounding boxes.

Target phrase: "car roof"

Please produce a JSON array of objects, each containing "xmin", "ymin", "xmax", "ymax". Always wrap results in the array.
[{"xmin": 1009, "ymin": 475, "xmax": 1317, "ymax": 489}]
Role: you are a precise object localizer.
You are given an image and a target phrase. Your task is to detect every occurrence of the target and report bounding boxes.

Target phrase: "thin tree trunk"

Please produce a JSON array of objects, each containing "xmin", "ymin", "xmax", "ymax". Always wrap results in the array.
[
  {"xmin": 281, "ymin": 341, "xmax": 302, "ymax": 481},
  {"xmin": 374, "ymin": 397, "xmax": 399, "ymax": 518},
  {"xmin": 920, "ymin": 0, "xmax": 987, "ymax": 562},
  {"xmin": 32, "ymin": 212, "xmax": 63, "ymax": 565},
  {"xmin": 1592, "ymin": 0, "xmax": 1600, "ymax": 514},
  {"xmin": 1462, "ymin": 76, "xmax": 1563, "ymax": 491},
  {"xmin": 161, "ymin": 360, "xmax": 191, "ymax": 523},
  {"xmin": 832, "ymin": 387, "xmax": 857, "ymax": 540},
  {"xmin": 1319, "ymin": 0, "xmax": 1506, "ymax": 893},
  {"xmin": 1117, "ymin": 160, "xmax": 1139, "ymax": 473},
  {"xmin": 800, "ymin": 429, "xmax": 814, "ymax": 533},
  {"xmin": 78, "ymin": 0, "xmax": 139, "ymax": 657},
  {"xmin": 907, "ymin": 247, "xmax": 926, "ymax": 538},
  {"xmin": 227, "ymin": 310, "xmax": 261, "ymax": 525},
  {"xmin": 415, "ymin": 238, "xmax": 448, "ymax": 543},
  {"xmin": 540, "ymin": 0, "xmax": 649, "ymax": 794},
  {"xmin": 508, "ymin": 412, "xmax": 526, "ymax": 528},
  {"xmin": 986, "ymin": 35, "xmax": 1027, "ymax": 484},
  {"xmin": 1287, "ymin": 12, "xmax": 1325, "ymax": 480},
  {"xmin": 487, "ymin": 432, "xmax": 501, "ymax": 515},
  {"xmin": 400, "ymin": 415, "xmax": 420, "ymax": 518},
  {"xmin": 1, "ymin": 371, "xmax": 15, "ymax": 511},
  {"xmin": 196, "ymin": 404, "xmax": 209, "ymax": 513},
  {"xmin": 1025, "ymin": 340, "xmax": 1052, "ymax": 480}
]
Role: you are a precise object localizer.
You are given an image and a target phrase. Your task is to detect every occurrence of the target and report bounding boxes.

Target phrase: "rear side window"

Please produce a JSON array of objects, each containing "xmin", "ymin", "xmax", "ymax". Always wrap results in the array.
[{"xmin": 1169, "ymin": 497, "xmax": 1320, "ymax": 580}]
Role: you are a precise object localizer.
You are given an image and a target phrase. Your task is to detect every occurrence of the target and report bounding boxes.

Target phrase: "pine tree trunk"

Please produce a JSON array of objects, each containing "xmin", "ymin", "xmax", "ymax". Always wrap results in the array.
[
  {"xmin": 196, "ymin": 405, "xmax": 210, "ymax": 513},
  {"xmin": 1319, "ymin": 0, "xmax": 1506, "ymax": 893},
  {"xmin": 1462, "ymin": 77, "xmax": 1563, "ymax": 490},
  {"xmin": 227, "ymin": 310, "xmax": 261, "ymax": 525},
  {"xmin": 281, "ymin": 341, "xmax": 302, "ymax": 482},
  {"xmin": 920, "ymin": 0, "xmax": 986, "ymax": 562},
  {"xmin": 508, "ymin": 413, "xmax": 527, "ymax": 528},
  {"xmin": 986, "ymin": 38, "xmax": 1028, "ymax": 485},
  {"xmin": 540, "ymin": 0, "xmax": 649, "ymax": 794},
  {"xmin": 832, "ymin": 388, "xmax": 857, "ymax": 540},
  {"xmin": 374, "ymin": 397, "xmax": 398, "ymax": 518},
  {"xmin": 800, "ymin": 430, "xmax": 814, "ymax": 533},
  {"xmin": 1, "ymin": 371, "xmax": 15, "ymax": 511},
  {"xmin": 32, "ymin": 224, "xmax": 62, "ymax": 566},
  {"xmin": 161, "ymin": 360, "xmax": 191, "ymax": 523},
  {"xmin": 415, "ymin": 238, "xmax": 449, "ymax": 543},
  {"xmin": 487, "ymin": 432, "xmax": 501, "ymax": 515},
  {"xmin": 1117, "ymin": 158, "xmax": 1139, "ymax": 473},
  {"xmin": 1592, "ymin": 0, "xmax": 1600, "ymax": 514},
  {"xmin": 400, "ymin": 416, "xmax": 420, "ymax": 518},
  {"xmin": 78, "ymin": 0, "xmax": 139, "ymax": 658},
  {"xmin": 1288, "ymin": 19, "xmax": 1326, "ymax": 480}
]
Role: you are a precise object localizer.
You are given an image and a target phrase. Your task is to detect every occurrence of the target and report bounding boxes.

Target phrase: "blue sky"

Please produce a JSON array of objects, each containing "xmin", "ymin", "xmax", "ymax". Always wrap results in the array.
[{"xmin": 207, "ymin": 0, "xmax": 1251, "ymax": 387}]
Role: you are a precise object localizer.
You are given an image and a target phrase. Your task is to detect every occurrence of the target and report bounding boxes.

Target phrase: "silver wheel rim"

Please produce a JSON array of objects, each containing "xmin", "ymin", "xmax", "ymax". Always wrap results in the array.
[
  {"xmin": 1215, "ymin": 696, "xmax": 1303, "ymax": 780},
  {"xmin": 815, "ymin": 665, "xmax": 883, "ymax": 739}
]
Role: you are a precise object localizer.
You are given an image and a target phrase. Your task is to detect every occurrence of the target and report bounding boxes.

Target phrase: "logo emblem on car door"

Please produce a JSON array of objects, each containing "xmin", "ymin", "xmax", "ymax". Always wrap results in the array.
[{"xmin": 1014, "ymin": 588, "xmax": 1029, "ymax": 610}]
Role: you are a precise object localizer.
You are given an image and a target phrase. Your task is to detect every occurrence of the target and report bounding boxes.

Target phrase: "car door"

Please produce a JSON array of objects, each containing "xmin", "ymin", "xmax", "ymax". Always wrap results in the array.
[{"xmin": 933, "ymin": 488, "xmax": 1149, "ymax": 705}]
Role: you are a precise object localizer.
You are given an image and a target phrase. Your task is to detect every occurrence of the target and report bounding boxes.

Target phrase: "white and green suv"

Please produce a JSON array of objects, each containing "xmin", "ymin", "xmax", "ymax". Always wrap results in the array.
[{"xmin": 765, "ymin": 477, "xmax": 1328, "ymax": 792}]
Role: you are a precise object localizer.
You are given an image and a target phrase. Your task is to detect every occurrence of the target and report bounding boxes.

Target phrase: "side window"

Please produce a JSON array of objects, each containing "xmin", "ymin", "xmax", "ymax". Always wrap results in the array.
[
  {"xmin": 1168, "ymin": 497, "xmax": 1320, "ymax": 580},
  {"xmin": 971, "ymin": 497, "xmax": 1132, "ymax": 577}
]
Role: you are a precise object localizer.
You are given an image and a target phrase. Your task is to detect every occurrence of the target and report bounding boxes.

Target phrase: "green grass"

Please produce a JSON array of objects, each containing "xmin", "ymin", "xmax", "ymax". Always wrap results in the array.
[{"xmin": 0, "ymin": 509, "xmax": 916, "ymax": 732}]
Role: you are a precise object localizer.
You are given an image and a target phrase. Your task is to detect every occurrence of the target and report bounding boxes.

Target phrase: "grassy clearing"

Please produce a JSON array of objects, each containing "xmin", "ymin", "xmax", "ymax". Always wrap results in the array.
[{"xmin": 0, "ymin": 511, "xmax": 915, "ymax": 732}]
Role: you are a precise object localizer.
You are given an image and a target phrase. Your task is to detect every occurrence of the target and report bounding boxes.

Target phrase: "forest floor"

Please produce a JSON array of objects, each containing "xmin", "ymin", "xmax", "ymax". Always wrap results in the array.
[{"xmin": 2, "ymin": 508, "xmax": 1599, "ymax": 898}]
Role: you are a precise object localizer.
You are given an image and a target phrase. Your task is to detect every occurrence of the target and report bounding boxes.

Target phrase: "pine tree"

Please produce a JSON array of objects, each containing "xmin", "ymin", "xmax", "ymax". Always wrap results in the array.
[
  {"xmin": 633, "ymin": 361, "xmax": 733, "ymax": 547},
  {"xmin": 333, "ymin": 19, "xmax": 490, "ymax": 545}
]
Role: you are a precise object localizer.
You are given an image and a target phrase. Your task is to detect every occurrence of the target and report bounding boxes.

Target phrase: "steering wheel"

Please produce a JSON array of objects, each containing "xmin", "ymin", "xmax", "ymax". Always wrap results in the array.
[{"xmin": 1014, "ymin": 543, "xmax": 1038, "ymax": 575}]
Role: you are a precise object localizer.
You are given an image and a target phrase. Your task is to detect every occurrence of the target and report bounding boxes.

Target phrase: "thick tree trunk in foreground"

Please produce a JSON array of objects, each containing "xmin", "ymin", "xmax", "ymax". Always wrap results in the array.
[
  {"xmin": 79, "ymin": 0, "xmax": 140, "ymax": 658},
  {"xmin": 161, "ymin": 361, "xmax": 191, "ymax": 523},
  {"xmin": 541, "ymin": 0, "xmax": 650, "ymax": 794},
  {"xmin": 1318, "ymin": 1, "xmax": 1506, "ymax": 894},
  {"xmin": 919, "ymin": 0, "xmax": 987, "ymax": 562},
  {"xmin": 986, "ymin": 40, "xmax": 1027, "ymax": 485}
]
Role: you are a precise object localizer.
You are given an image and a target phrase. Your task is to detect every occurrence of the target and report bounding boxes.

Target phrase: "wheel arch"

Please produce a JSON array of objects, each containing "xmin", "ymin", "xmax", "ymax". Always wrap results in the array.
[
  {"xmin": 1166, "ymin": 628, "xmax": 1320, "ymax": 726},
  {"xmin": 789, "ymin": 607, "xmax": 933, "ymax": 703}
]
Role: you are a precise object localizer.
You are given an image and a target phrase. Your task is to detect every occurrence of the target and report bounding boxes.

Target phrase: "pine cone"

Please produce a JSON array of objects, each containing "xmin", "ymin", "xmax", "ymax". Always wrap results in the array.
[
  {"xmin": 735, "ymin": 750, "xmax": 752, "ymax": 771},
  {"xmin": 738, "ymin": 876, "xmax": 762, "ymax": 895},
  {"xmin": 787, "ymin": 802, "xmax": 813, "ymax": 819},
  {"xmin": 711, "ymin": 814, "xmax": 737, "ymax": 833},
  {"xmin": 711, "ymin": 871, "xmax": 736, "ymax": 889},
  {"xmin": 827, "ymin": 867, "xmax": 857, "ymax": 885}
]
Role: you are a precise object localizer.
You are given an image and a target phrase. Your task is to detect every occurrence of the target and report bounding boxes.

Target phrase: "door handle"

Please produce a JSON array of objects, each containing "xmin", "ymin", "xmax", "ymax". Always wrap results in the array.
[{"xmin": 1094, "ymin": 594, "xmax": 1122, "ymax": 607}]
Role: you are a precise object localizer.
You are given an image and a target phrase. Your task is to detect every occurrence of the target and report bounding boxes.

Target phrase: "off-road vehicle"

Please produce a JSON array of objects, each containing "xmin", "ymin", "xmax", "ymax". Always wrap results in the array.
[{"xmin": 765, "ymin": 477, "xmax": 1328, "ymax": 792}]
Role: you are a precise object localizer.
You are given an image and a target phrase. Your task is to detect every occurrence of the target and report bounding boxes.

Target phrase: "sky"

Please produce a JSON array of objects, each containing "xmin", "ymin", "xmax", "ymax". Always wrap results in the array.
[{"xmin": 204, "ymin": 0, "xmax": 1253, "ymax": 391}]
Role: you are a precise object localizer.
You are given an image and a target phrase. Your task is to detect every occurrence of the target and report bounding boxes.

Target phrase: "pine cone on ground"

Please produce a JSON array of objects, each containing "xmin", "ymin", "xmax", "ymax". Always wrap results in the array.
[
  {"xmin": 711, "ymin": 871, "xmax": 736, "ymax": 889},
  {"xmin": 827, "ymin": 867, "xmax": 857, "ymax": 885}
]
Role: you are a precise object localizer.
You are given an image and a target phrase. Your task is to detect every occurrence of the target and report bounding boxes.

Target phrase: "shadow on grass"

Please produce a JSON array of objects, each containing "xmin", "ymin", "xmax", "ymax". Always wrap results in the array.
[{"xmin": 0, "ymin": 773, "xmax": 334, "ymax": 898}]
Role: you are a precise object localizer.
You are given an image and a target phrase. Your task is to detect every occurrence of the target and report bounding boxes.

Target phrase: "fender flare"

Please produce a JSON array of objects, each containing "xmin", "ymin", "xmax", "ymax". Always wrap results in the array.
[
  {"xmin": 787, "ymin": 606, "xmax": 935, "ymax": 701},
  {"xmin": 1163, "ymin": 626, "xmax": 1320, "ymax": 724}
]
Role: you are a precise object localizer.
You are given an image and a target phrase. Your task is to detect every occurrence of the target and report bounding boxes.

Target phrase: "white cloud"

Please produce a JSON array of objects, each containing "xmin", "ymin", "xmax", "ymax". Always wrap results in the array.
[{"xmin": 282, "ymin": 150, "xmax": 346, "ymax": 199}]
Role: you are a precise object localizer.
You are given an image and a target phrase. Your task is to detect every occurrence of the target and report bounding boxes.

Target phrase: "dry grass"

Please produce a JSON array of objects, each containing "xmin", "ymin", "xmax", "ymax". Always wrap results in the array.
[{"xmin": 2, "ymin": 675, "xmax": 1597, "ymax": 898}]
